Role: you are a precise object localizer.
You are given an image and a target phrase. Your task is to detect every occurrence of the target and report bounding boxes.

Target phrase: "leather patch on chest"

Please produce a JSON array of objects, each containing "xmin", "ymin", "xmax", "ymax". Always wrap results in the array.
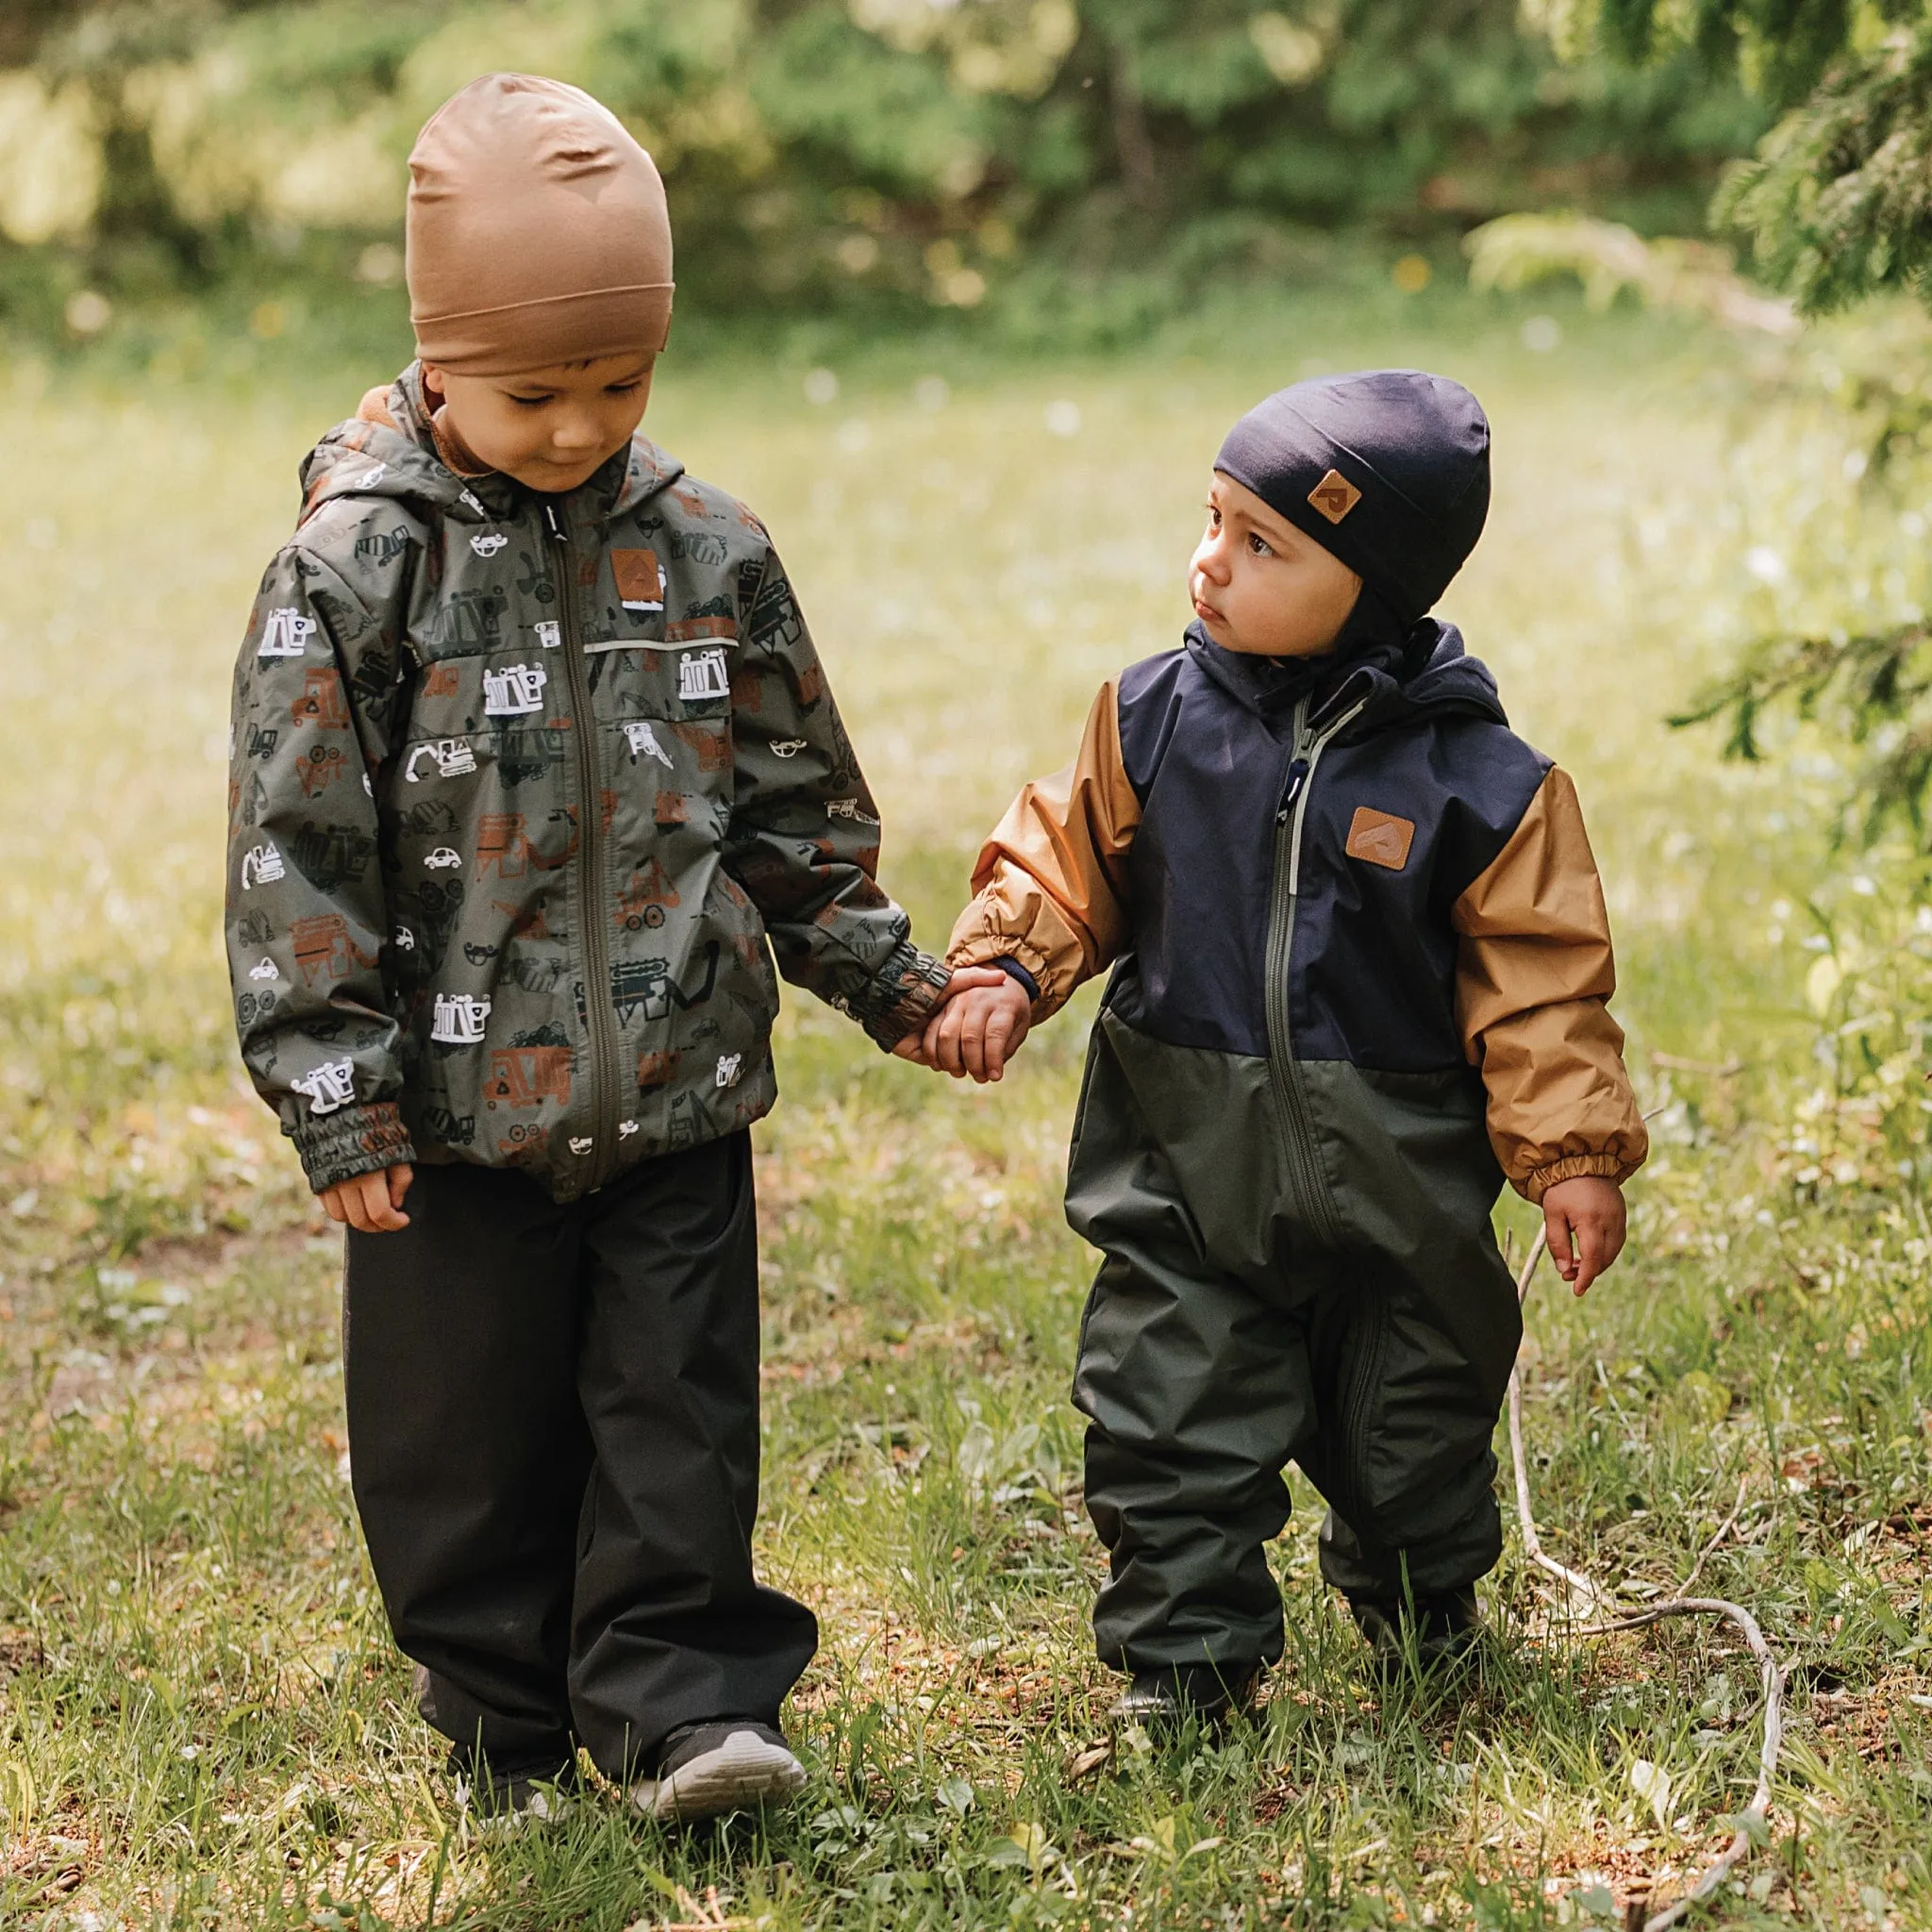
[
  {"xmin": 611, "ymin": 548, "xmax": 665, "ymax": 613},
  {"xmin": 1345, "ymin": 806, "xmax": 1416, "ymax": 871}
]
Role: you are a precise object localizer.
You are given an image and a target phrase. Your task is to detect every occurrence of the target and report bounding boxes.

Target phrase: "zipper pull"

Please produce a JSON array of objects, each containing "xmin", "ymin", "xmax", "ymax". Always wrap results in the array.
[
  {"xmin": 543, "ymin": 501, "xmax": 567, "ymax": 543},
  {"xmin": 1276, "ymin": 757, "xmax": 1308, "ymax": 825}
]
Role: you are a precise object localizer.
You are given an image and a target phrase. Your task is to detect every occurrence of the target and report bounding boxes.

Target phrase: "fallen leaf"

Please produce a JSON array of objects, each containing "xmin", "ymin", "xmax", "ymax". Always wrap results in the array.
[{"xmin": 1629, "ymin": 1757, "xmax": 1674, "ymax": 1837}]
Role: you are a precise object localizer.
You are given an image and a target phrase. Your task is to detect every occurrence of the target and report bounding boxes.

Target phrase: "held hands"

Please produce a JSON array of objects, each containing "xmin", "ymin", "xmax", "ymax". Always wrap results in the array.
[
  {"xmin": 318, "ymin": 1162, "xmax": 414, "ymax": 1235},
  {"xmin": 891, "ymin": 966, "xmax": 1033, "ymax": 1083},
  {"xmin": 1541, "ymin": 1174, "xmax": 1625, "ymax": 1297},
  {"xmin": 332, "ymin": 974, "xmax": 1023, "ymax": 1232}
]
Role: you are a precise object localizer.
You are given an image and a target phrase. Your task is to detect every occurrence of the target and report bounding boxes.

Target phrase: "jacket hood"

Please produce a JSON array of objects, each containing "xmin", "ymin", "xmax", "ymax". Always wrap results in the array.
[
  {"xmin": 1183, "ymin": 618, "xmax": 1507, "ymax": 735},
  {"xmin": 1328, "ymin": 620, "xmax": 1507, "ymax": 737},
  {"xmin": 296, "ymin": 360, "xmax": 684, "ymax": 530}
]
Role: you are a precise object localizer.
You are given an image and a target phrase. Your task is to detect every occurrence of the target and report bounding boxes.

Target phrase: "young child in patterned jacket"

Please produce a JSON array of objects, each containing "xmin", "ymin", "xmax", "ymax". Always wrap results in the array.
[
  {"xmin": 225, "ymin": 74, "xmax": 995, "ymax": 1820},
  {"xmin": 922, "ymin": 372, "xmax": 1648, "ymax": 1727}
]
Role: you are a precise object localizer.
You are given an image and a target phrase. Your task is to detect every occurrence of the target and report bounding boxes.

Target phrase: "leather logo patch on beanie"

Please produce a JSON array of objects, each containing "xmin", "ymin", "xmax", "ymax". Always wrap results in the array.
[
  {"xmin": 1345, "ymin": 807, "xmax": 1416, "ymax": 871},
  {"xmin": 1307, "ymin": 469, "xmax": 1361, "ymax": 525}
]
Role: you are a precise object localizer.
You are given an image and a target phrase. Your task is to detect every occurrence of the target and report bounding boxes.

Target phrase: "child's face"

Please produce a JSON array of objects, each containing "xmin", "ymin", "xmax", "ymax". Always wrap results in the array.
[
  {"xmin": 422, "ymin": 351, "xmax": 657, "ymax": 492},
  {"xmin": 1190, "ymin": 473, "xmax": 1362, "ymax": 658}
]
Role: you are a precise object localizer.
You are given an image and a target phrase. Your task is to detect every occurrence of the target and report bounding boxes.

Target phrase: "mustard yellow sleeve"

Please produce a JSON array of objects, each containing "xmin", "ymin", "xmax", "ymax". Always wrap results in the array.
[
  {"xmin": 946, "ymin": 679, "xmax": 1141, "ymax": 1020},
  {"xmin": 1453, "ymin": 765, "xmax": 1648, "ymax": 1202}
]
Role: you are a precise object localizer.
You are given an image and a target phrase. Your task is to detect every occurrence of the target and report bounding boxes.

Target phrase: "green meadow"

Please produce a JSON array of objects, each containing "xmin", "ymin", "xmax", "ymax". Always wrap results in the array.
[{"xmin": 4, "ymin": 284, "xmax": 1932, "ymax": 1928}]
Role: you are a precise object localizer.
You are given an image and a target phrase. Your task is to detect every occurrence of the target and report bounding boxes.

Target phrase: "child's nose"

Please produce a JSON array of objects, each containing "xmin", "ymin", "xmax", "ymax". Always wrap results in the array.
[{"xmin": 551, "ymin": 412, "xmax": 602, "ymax": 451}]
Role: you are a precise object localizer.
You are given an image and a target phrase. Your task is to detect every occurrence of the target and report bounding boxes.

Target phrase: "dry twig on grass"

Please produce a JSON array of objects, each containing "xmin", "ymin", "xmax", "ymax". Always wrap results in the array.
[{"xmin": 1507, "ymin": 1228, "xmax": 1788, "ymax": 1932}]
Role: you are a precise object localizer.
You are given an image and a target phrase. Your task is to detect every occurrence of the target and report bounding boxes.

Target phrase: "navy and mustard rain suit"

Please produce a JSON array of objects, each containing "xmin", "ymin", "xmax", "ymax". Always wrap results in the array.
[{"xmin": 949, "ymin": 432, "xmax": 1646, "ymax": 1674}]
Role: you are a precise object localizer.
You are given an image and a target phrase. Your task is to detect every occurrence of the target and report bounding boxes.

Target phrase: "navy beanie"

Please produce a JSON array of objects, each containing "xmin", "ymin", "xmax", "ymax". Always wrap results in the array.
[{"xmin": 1214, "ymin": 370, "xmax": 1491, "ymax": 625}]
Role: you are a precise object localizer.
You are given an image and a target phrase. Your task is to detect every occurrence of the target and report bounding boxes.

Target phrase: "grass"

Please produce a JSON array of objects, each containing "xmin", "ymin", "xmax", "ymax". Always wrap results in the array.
[{"xmin": 4, "ymin": 282, "xmax": 1932, "ymax": 1928}]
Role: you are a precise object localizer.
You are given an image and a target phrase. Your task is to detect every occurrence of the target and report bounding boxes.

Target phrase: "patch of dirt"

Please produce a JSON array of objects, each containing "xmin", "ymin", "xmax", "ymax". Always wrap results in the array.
[{"xmin": 0, "ymin": 1625, "xmax": 44, "ymax": 1676}]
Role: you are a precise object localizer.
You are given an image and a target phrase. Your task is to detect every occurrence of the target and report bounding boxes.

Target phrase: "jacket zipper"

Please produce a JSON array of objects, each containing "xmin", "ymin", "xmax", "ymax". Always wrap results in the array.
[
  {"xmin": 546, "ymin": 498, "xmax": 621, "ymax": 1191},
  {"xmin": 1263, "ymin": 692, "xmax": 1367, "ymax": 1248}
]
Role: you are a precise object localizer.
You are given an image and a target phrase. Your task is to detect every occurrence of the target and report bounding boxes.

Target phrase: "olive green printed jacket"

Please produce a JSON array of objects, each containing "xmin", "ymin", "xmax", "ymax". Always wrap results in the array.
[{"xmin": 225, "ymin": 365, "xmax": 946, "ymax": 1203}]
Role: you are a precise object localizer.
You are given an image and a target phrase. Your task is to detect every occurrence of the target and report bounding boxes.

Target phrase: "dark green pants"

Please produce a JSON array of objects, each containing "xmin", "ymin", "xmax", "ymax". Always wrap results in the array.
[{"xmin": 1066, "ymin": 1013, "xmax": 1521, "ymax": 1673}]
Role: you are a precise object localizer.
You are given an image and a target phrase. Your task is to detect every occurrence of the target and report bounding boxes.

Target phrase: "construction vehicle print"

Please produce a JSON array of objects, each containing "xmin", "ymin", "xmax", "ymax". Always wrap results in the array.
[
  {"xmin": 670, "ymin": 722, "xmax": 731, "ymax": 773},
  {"xmin": 298, "ymin": 742, "xmax": 353, "ymax": 799},
  {"xmin": 291, "ymin": 666, "xmax": 351, "ymax": 730},
  {"xmin": 603, "ymin": 941, "xmax": 720, "ymax": 1025},
  {"xmin": 615, "ymin": 858, "xmax": 680, "ymax": 931},
  {"xmin": 425, "ymin": 586, "xmax": 508, "ymax": 651},
  {"xmin": 637, "ymin": 1049, "xmax": 680, "ymax": 1091},
  {"xmin": 496, "ymin": 1121, "xmax": 550, "ymax": 1162},
  {"xmin": 476, "ymin": 809, "xmax": 577, "ymax": 879},
  {"xmin": 291, "ymin": 912, "xmax": 375, "ymax": 989},
  {"xmin": 418, "ymin": 1105, "xmax": 476, "ymax": 1147},
  {"xmin": 484, "ymin": 1044, "xmax": 574, "ymax": 1109}
]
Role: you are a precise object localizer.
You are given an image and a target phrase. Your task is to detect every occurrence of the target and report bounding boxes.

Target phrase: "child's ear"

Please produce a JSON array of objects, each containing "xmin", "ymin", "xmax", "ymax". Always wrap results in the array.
[{"xmin": 421, "ymin": 362, "xmax": 445, "ymax": 403}]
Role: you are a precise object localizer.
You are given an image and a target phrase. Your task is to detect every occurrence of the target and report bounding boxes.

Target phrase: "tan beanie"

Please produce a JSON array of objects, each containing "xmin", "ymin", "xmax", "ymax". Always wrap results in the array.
[{"xmin": 407, "ymin": 74, "xmax": 674, "ymax": 375}]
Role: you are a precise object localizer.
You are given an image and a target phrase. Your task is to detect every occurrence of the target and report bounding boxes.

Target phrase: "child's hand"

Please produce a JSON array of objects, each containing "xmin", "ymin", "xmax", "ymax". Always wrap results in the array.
[
  {"xmin": 890, "ymin": 966, "xmax": 1013, "ymax": 1067},
  {"xmin": 921, "ymin": 972, "xmax": 1033, "ymax": 1083},
  {"xmin": 1541, "ymin": 1175, "xmax": 1625, "ymax": 1296},
  {"xmin": 319, "ymin": 1163, "xmax": 414, "ymax": 1234}
]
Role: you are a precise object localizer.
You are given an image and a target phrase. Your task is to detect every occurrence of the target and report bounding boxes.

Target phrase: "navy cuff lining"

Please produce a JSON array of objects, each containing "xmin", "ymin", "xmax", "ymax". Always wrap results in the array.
[{"xmin": 991, "ymin": 956, "xmax": 1041, "ymax": 1003}]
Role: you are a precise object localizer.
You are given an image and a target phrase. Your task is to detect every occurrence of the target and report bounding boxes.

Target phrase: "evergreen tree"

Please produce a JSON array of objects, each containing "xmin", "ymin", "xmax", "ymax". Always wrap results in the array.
[
  {"xmin": 1560, "ymin": 3, "xmax": 1932, "ymax": 837},
  {"xmin": 1550, "ymin": 1, "xmax": 1932, "ymax": 314}
]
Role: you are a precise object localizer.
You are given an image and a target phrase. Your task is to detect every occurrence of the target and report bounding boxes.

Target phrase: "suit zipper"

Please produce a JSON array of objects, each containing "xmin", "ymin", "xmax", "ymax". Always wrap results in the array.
[
  {"xmin": 1263, "ymin": 692, "xmax": 1366, "ymax": 1248},
  {"xmin": 546, "ymin": 499, "xmax": 620, "ymax": 1190}
]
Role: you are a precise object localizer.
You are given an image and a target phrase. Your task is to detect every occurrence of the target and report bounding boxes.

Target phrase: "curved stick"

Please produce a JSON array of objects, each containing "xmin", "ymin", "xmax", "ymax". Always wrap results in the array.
[
  {"xmin": 1507, "ymin": 1228, "xmax": 1609, "ymax": 1611},
  {"xmin": 1508, "ymin": 1233, "xmax": 1787, "ymax": 1932}
]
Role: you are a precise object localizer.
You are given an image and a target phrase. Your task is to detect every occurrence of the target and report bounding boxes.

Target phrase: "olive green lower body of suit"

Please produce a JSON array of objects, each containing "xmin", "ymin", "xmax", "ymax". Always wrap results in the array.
[{"xmin": 1065, "ymin": 1011, "xmax": 1524, "ymax": 1672}]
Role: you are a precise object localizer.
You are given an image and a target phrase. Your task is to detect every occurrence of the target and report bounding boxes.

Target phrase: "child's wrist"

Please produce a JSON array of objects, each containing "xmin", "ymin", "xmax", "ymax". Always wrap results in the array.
[{"xmin": 988, "ymin": 956, "xmax": 1040, "ymax": 1003}]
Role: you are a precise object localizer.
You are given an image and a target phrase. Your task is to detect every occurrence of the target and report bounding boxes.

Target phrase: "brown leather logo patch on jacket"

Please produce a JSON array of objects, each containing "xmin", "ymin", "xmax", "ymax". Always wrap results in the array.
[
  {"xmin": 1307, "ymin": 469, "xmax": 1361, "ymax": 524},
  {"xmin": 1345, "ymin": 806, "xmax": 1415, "ymax": 871},
  {"xmin": 611, "ymin": 548, "xmax": 664, "ymax": 612}
]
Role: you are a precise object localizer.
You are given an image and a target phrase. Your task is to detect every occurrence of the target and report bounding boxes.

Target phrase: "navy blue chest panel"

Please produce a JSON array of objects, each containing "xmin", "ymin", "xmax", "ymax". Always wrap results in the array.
[{"xmin": 1108, "ymin": 650, "xmax": 1550, "ymax": 1070}]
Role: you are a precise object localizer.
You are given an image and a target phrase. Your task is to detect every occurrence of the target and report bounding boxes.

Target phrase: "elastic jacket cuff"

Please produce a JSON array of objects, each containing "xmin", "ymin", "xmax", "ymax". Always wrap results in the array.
[
  {"xmin": 991, "ymin": 956, "xmax": 1041, "ymax": 1003},
  {"xmin": 851, "ymin": 939, "xmax": 951, "ymax": 1050},
  {"xmin": 1522, "ymin": 1151, "xmax": 1632, "ymax": 1205},
  {"xmin": 948, "ymin": 933, "xmax": 1058, "ymax": 1019},
  {"xmin": 291, "ymin": 1101, "xmax": 415, "ymax": 1194}
]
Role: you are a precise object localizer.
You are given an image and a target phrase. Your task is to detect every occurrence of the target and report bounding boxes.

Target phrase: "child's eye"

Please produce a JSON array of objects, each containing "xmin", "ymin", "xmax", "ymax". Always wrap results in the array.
[
  {"xmin": 606, "ymin": 381, "xmax": 643, "ymax": 397},
  {"xmin": 1247, "ymin": 531, "xmax": 1274, "ymax": 557},
  {"xmin": 507, "ymin": 394, "xmax": 551, "ymax": 410},
  {"xmin": 1205, "ymin": 504, "xmax": 1222, "ymax": 528}
]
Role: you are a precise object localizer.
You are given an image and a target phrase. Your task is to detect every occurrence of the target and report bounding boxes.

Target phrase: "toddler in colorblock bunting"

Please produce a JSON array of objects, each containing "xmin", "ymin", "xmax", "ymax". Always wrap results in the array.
[
  {"xmin": 224, "ymin": 74, "xmax": 998, "ymax": 1822},
  {"xmin": 922, "ymin": 371, "xmax": 1648, "ymax": 1726}
]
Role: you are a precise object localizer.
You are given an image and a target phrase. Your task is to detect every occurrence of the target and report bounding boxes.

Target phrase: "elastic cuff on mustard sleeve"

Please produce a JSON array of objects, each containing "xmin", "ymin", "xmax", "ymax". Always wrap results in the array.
[
  {"xmin": 947, "ymin": 934, "xmax": 1057, "ymax": 1019},
  {"xmin": 991, "ymin": 957, "xmax": 1040, "ymax": 1003},
  {"xmin": 1522, "ymin": 1152, "xmax": 1630, "ymax": 1205}
]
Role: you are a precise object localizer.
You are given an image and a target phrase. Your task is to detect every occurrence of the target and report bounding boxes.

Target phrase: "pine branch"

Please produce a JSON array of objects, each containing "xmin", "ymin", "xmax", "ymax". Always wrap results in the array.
[{"xmin": 1673, "ymin": 616, "xmax": 1932, "ymax": 841}]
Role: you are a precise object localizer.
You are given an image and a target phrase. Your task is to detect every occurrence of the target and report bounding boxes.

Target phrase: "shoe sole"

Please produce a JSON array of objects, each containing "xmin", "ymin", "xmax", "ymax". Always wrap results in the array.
[{"xmin": 631, "ymin": 1729, "xmax": 807, "ymax": 1824}]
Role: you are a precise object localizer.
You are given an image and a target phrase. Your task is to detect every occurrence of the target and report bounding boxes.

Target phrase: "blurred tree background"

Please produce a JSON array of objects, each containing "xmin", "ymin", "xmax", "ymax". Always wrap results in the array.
[
  {"xmin": 0, "ymin": 0, "xmax": 1771, "ymax": 349},
  {"xmin": 13, "ymin": 0, "xmax": 1932, "ymax": 832},
  {"xmin": 1531, "ymin": 0, "xmax": 1932, "ymax": 840}
]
